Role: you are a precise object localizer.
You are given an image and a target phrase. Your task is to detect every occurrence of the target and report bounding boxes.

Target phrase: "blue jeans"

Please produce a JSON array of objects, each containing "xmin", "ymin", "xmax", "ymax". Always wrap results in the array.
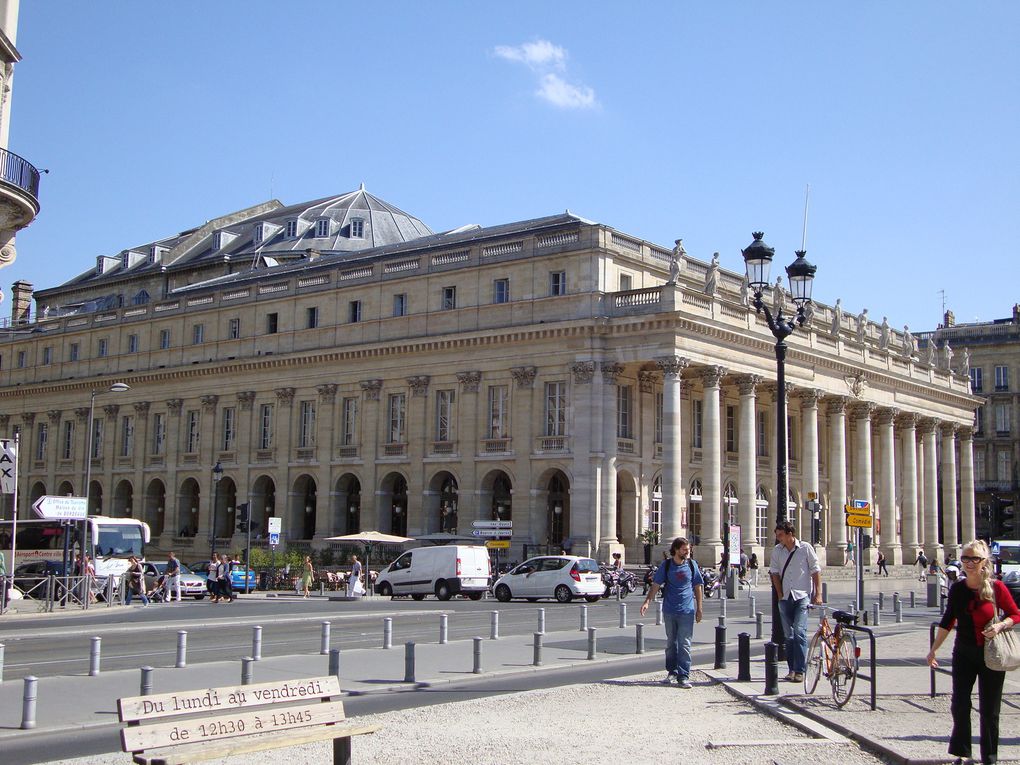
[
  {"xmin": 663, "ymin": 611, "xmax": 696, "ymax": 679},
  {"xmin": 778, "ymin": 596, "xmax": 810, "ymax": 673},
  {"xmin": 125, "ymin": 582, "xmax": 149, "ymax": 606}
]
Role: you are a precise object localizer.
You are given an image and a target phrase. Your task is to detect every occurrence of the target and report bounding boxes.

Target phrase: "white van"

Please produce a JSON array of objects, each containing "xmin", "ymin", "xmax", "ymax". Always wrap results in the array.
[
  {"xmin": 375, "ymin": 545, "xmax": 491, "ymax": 601},
  {"xmin": 996, "ymin": 540, "xmax": 1020, "ymax": 603}
]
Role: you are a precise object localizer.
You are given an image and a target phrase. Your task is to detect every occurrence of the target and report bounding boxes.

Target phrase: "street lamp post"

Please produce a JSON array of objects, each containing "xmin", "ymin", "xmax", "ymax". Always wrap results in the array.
[
  {"xmin": 209, "ymin": 462, "xmax": 223, "ymax": 557},
  {"xmin": 82, "ymin": 382, "xmax": 130, "ymax": 515},
  {"xmin": 741, "ymin": 232, "xmax": 817, "ymax": 654}
]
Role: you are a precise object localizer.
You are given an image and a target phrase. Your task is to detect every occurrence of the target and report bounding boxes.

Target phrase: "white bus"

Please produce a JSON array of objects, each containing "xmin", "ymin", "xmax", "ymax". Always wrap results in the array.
[{"xmin": 4, "ymin": 516, "xmax": 151, "ymax": 580}]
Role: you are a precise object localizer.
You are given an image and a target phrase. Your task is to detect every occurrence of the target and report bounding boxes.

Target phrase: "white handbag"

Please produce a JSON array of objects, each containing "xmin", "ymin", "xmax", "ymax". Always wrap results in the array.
[{"xmin": 984, "ymin": 587, "xmax": 1020, "ymax": 672}]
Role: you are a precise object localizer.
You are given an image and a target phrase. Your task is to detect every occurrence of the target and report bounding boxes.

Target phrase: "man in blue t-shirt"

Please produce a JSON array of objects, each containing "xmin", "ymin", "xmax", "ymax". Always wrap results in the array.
[{"xmin": 640, "ymin": 536, "xmax": 704, "ymax": 688}]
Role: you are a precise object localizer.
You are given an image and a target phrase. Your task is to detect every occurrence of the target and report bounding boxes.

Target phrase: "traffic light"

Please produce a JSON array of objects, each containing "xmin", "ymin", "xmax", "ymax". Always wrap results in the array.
[
  {"xmin": 861, "ymin": 534, "xmax": 872, "ymax": 550},
  {"xmin": 998, "ymin": 499, "xmax": 1015, "ymax": 537},
  {"xmin": 236, "ymin": 503, "xmax": 250, "ymax": 533}
]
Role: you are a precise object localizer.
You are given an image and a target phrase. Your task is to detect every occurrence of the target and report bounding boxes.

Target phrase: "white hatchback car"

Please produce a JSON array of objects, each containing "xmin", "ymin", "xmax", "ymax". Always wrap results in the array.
[{"xmin": 493, "ymin": 556, "xmax": 604, "ymax": 603}]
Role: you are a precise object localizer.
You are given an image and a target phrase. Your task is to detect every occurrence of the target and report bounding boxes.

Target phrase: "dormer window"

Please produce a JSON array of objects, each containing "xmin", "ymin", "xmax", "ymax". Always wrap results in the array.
[
  {"xmin": 285, "ymin": 219, "xmax": 298, "ymax": 239},
  {"xmin": 132, "ymin": 290, "xmax": 150, "ymax": 305},
  {"xmin": 254, "ymin": 223, "xmax": 265, "ymax": 245},
  {"xmin": 350, "ymin": 218, "xmax": 365, "ymax": 238},
  {"xmin": 315, "ymin": 218, "xmax": 330, "ymax": 238}
]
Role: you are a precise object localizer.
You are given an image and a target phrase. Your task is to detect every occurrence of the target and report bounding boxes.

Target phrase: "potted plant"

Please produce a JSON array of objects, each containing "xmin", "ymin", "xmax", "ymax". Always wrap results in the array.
[{"xmin": 640, "ymin": 528, "xmax": 660, "ymax": 565}]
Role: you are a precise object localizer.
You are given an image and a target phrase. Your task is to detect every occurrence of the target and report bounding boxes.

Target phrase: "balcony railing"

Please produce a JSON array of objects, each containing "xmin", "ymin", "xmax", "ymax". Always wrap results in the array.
[{"xmin": 0, "ymin": 147, "xmax": 41, "ymax": 205}]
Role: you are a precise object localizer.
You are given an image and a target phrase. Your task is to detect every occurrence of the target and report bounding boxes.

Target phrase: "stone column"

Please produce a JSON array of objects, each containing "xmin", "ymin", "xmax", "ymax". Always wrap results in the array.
[
  {"xmin": 315, "ymin": 384, "xmax": 338, "ymax": 536},
  {"xmin": 235, "ymin": 392, "xmax": 256, "ymax": 514},
  {"xmin": 45, "ymin": 410, "xmax": 61, "ymax": 492},
  {"xmin": 405, "ymin": 375, "xmax": 431, "ymax": 535},
  {"xmin": 101, "ymin": 405, "xmax": 119, "ymax": 512},
  {"xmin": 569, "ymin": 361, "xmax": 598, "ymax": 552},
  {"xmin": 877, "ymin": 408, "xmax": 901, "ymax": 563},
  {"xmin": 897, "ymin": 413, "xmax": 919, "ymax": 556},
  {"xmin": 851, "ymin": 402, "xmax": 874, "ymax": 562},
  {"xmin": 274, "ymin": 388, "xmax": 295, "ymax": 538},
  {"xmin": 599, "ymin": 361, "xmax": 623, "ymax": 554},
  {"xmin": 456, "ymin": 371, "xmax": 481, "ymax": 527},
  {"xmin": 920, "ymin": 419, "xmax": 941, "ymax": 559},
  {"xmin": 359, "ymin": 380, "xmax": 383, "ymax": 528},
  {"xmin": 165, "ymin": 399, "xmax": 184, "ymax": 537},
  {"xmin": 941, "ymin": 423, "xmax": 959, "ymax": 557},
  {"xmin": 826, "ymin": 397, "xmax": 848, "ymax": 561},
  {"xmin": 800, "ymin": 390, "xmax": 824, "ymax": 564},
  {"xmin": 699, "ymin": 366, "xmax": 725, "ymax": 562},
  {"xmin": 656, "ymin": 356, "xmax": 689, "ymax": 543},
  {"xmin": 510, "ymin": 366, "xmax": 538, "ymax": 547},
  {"xmin": 736, "ymin": 375, "xmax": 761, "ymax": 554},
  {"xmin": 958, "ymin": 427, "xmax": 976, "ymax": 544}
]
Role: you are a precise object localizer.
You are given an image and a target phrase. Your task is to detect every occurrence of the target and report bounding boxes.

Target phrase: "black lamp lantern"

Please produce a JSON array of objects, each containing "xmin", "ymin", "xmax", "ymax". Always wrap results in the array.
[
  {"xmin": 785, "ymin": 250, "xmax": 817, "ymax": 306},
  {"xmin": 741, "ymin": 231, "xmax": 775, "ymax": 291}
]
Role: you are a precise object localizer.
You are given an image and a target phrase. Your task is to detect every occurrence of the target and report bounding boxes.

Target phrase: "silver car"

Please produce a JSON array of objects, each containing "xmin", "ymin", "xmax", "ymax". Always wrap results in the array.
[{"xmin": 144, "ymin": 561, "xmax": 207, "ymax": 600}]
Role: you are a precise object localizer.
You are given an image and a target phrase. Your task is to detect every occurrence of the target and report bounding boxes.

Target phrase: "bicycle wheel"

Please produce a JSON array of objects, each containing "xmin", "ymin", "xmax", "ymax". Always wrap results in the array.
[
  {"xmin": 804, "ymin": 632, "xmax": 824, "ymax": 694},
  {"xmin": 831, "ymin": 633, "xmax": 858, "ymax": 707}
]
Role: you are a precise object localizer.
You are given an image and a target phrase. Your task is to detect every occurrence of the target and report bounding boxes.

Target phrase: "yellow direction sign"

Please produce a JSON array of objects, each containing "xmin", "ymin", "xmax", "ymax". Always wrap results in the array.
[
  {"xmin": 485, "ymin": 540, "xmax": 510, "ymax": 549},
  {"xmin": 844, "ymin": 503, "xmax": 871, "ymax": 516},
  {"xmin": 846, "ymin": 514, "xmax": 872, "ymax": 528}
]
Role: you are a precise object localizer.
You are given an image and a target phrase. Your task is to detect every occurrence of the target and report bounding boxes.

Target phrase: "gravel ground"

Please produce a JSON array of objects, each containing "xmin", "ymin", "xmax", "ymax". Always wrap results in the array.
[{"xmin": 43, "ymin": 671, "xmax": 890, "ymax": 765}]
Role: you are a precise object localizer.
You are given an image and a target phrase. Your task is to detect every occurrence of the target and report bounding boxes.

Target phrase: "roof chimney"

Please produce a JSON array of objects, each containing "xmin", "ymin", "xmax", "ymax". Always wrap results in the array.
[
  {"xmin": 10, "ymin": 280, "xmax": 32, "ymax": 324},
  {"xmin": 1013, "ymin": 303, "xmax": 1020, "ymax": 324},
  {"xmin": 943, "ymin": 310, "xmax": 955, "ymax": 327}
]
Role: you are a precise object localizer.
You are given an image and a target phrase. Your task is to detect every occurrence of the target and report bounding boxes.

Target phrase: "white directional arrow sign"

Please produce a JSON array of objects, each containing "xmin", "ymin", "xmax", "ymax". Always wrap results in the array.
[
  {"xmin": 33, "ymin": 495, "xmax": 88, "ymax": 521},
  {"xmin": 471, "ymin": 529, "xmax": 512, "ymax": 538},
  {"xmin": 472, "ymin": 520, "xmax": 512, "ymax": 529}
]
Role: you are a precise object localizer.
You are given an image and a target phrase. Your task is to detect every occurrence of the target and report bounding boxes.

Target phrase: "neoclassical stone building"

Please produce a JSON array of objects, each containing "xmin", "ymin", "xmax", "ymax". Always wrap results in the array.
[{"xmin": 0, "ymin": 187, "xmax": 979, "ymax": 566}]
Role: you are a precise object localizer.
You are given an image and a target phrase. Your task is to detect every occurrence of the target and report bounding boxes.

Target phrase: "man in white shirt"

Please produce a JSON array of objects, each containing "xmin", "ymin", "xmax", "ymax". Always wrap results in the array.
[{"xmin": 769, "ymin": 520, "xmax": 822, "ymax": 682}]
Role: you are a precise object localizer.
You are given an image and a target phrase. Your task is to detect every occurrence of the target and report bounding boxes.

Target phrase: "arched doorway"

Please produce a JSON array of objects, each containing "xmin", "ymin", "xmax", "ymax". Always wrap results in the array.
[
  {"xmin": 688, "ymin": 478, "xmax": 703, "ymax": 543},
  {"xmin": 88, "ymin": 480, "xmax": 103, "ymax": 515},
  {"xmin": 57, "ymin": 481, "xmax": 74, "ymax": 497},
  {"xmin": 335, "ymin": 474, "xmax": 361, "ymax": 535},
  {"xmin": 251, "ymin": 475, "xmax": 276, "ymax": 539},
  {"xmin": 113, "ymin": 479, "xmax": 133, "ymax": 519},
  {"xmin": 381, "ymin": 473, "xmax": 408, "ymax": 536},
  {"xmin": 177, "ymin": 478, "xmax": 200, "ymax": 538},
  {"xmin": 546, "ymin": 472, "xmax": 569, "ymax": 547},
  {"xmin": 145, "ymin": 479, "xmax": 167, "ymax": 537},
  {"xmin": 428, "ymin": 471, "xmax": 459, "ymax": 534},
  {"xmin": 292, "ymin": 475, "xmax": 317, "ymax": 540},
  {"xmin": 480, "ymin": 470, "xmax": 513, "ymax": 522},
  {"xmin": 214, "ymin": 477, "xmax": 237, "ymax": 540}
]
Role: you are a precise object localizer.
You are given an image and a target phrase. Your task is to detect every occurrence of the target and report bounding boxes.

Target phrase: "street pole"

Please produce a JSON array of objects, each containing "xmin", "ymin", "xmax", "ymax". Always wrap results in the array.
[
  {"xmin": 741, "ymin": 233, "xmax": 817, "ymax": 654},
  {"xmin": 210, "ymin": 462, "xmax": 223, "ymax": 558}
]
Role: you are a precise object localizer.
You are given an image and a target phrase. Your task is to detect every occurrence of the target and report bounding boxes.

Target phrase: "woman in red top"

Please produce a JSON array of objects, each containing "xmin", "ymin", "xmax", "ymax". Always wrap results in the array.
[{"xmin": 927, "ymin": 539, "xmax": 1019, "ymax": 764}]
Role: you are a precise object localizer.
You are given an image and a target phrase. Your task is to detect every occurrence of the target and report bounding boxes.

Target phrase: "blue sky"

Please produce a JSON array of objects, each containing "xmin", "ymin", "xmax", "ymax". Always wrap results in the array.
[{"xmin": 5, "ymin": 2, "xmax": 1018, "ymax": 331}]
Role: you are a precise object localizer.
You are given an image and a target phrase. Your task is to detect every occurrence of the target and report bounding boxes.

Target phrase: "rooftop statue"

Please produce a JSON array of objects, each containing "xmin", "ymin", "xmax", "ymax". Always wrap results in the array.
[
  {"xmin": 704, "ymin": 252, "xmax": 720, "ymax": 296},
  {"xmin": 856, "ymin": 308, "xmax": 869, "ymax": 344},
  {"xmin": 830, "ymin": 298, "xmax": 842, "ymax": 336}
]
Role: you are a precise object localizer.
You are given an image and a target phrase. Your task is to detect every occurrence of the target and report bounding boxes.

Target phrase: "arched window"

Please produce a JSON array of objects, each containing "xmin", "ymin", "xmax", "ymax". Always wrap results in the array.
[
  {"xmin": 650, "ymin": 476, "xmax": 662, "ymax": 536},
  {"xmin": 756, "ymin": 486, "xmax": 770, "ymax": 546},
  {"xmin": 688, "ymin": 479, "xmax": 703, "ymax": 542},
  {"xmin": 132, "ymin": 290, "xmax": 150, "ymax": 305}
]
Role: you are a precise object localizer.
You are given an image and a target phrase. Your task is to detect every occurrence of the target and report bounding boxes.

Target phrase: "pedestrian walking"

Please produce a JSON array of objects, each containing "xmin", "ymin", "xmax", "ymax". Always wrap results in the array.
[
  {"xmin": 927, "ymin": 539, "xmax": 1019, "ymax": 765},
  {"xmin": 165, "ymin": 551, "xmax": 182, "ymax": 602},
  {"xmin": 845, "ymin": 540, "xmax": 855, "ymax": 567},
  {"xmin": 347, "ymin": 554, "xmax": 364, "ymax": 598},
  {"xmin": 639, "ymin": 536, "xmax": 703, "ymax": 689},
  {"xmin": 876, "ymin": 550, "xmax": 889, "ymax": 577},
  {"xmin": 769, "ymin": 521, "xmax": 822, "ymax": 682},
  {"xmin": 206, "ymin": 555, "xmax": 220, "ymax": 602},
  {"xmin": 738, "ymin": 550, "xmax": 749, "ymax": 586},
  {"xmin": 748, "ymin": 552, "xmax": 760, "ymax": 586},
  {"xmin": 300, "ymin": 555, "xmax": 314, "ymax": 598},
  {"xmin": 216, "ymin": 554, "xmax": 231, "ymax": 603},
  {"xmin": 915, "ymin": 548, "xmax": 929, "ymax": 581},
  {"xmin": 126, "ymin": 556, "xmax": 149, "ymax": 607}
]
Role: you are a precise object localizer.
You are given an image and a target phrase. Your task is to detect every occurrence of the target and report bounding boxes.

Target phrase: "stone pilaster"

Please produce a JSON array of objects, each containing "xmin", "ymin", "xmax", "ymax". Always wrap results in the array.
[
  {"xmin": 699, "ymin": 366, "xmax": 725, "ymax": 562},
  {"xmin": 737, "ymin": 375, "xmax": 761, "ymax": 554},
  {"xmin": 826, "ymin": 397, "xmax": 849, "ymax": 561},
  {"xmin": 876, "ymin": 408, "xmax": 901, "ymax": 563},
  {"xmin": 799, "ymin": 389, "xmax": 824, "ymax": 563},
  {"xmin": 958, "ymin": 427, "xmax": 976, "ymax": 544},
  {"xmin": 655, "ymin": 355, "xmax": 689, "ymax": 543},
  {"xmin": 919, "ymin": 419, "xmax": 941, "ymax": 559},
  {"xmin": 941, "ymin": 422, "xmax": 959, "ymax": 557},
  {"xmin": 897, "ymin": 413, "xmax": 919, "ymax": 555}
]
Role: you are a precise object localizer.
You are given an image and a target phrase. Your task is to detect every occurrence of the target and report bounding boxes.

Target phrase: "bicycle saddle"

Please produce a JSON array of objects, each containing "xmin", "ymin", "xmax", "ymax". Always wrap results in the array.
[{"xmin": 831, "ymin": 609, "xmax": 858, "ymax": 626}]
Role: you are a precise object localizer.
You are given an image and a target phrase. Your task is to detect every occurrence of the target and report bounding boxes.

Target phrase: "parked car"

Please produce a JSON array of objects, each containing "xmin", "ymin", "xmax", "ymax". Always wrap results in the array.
[
  {"xmin": 183, "ymin": 559, "xmax": 255, "ymax": 591},
  {"xmin": 375, "ymin": 545, "xmax": 490, "ymax": 601},
  {"xmin": 12, "ymin": 561, "xmax": 68, "ymax": 599},
  {"xmin": 493, "ymin": 556, "xmax": 604, "ymax": 603},
  {"xmin": 997, "ymin": 540, "xmax": 1020, "ymax": 605},
  {"xmin": 143, "ymin": 561, "xmax": 208, "ymax": 600}
]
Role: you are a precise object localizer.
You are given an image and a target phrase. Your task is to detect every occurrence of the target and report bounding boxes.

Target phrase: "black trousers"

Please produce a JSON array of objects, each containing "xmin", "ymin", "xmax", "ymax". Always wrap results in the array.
[{"xmin": 949, "ymin": 642, "xmax": 1006, "ymax": 763}]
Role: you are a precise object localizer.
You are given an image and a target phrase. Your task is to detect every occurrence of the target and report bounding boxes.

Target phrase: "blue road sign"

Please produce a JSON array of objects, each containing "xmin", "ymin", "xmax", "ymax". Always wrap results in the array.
[
  {"xmin": 269, "ymin": 532, "xmax": 280, "ymax": 546},
  {"xmin": 852, "ymin": 499, "xmax": 870, "ymax": 510}
]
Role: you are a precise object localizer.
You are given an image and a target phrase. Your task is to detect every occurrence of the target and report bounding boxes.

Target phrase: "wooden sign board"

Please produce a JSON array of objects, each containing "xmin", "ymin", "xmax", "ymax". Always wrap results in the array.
[
  {"xmin": 119, "ymin": 676, "xmax": 340, "ymax": 723},
  {"xmin": 121, "ymin": 700, "xmax": 346, "ymax": 752}
]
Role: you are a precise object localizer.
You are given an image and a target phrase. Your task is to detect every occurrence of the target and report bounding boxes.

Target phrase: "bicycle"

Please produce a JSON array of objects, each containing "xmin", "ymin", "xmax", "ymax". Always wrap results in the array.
[{"xmin": 804, "ymin": 607, "xmax": 859, "ymax": 707}]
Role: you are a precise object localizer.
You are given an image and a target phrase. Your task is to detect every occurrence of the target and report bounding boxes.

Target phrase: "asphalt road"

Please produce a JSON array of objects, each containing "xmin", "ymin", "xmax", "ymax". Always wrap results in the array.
[{"xmin": 0, "ymin": 593, "xmax": 667, "ymax": 681}]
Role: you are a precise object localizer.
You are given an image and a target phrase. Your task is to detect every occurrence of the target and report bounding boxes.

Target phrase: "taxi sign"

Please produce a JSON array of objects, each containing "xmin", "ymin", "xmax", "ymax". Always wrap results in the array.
[
  {"xmin": 846, "ymin": 514, "xmax": 872, "ymax": 528},
  {"xmin": 485, "ymin": 540, "xmax": 510, "ymax": 549}
]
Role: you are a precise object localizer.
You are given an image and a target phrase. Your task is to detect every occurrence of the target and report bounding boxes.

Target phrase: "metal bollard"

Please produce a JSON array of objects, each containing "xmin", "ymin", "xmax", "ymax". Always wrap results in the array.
[
  {"xmin": 849, "ymin": 600, "xmax": 857, "ymax": 613},
  {"xmin": 252, "ymin": 626, "xmax": 263, "ymax": 661},
  {"xmin": 587, "ymin": 627, "xmax": 598, "ymax": 659},
  {"xmin": 490, "ymin": 611, "xmax": 500, "ymax": 640},
  {"xmin": 893, "ymin": 592, "xmax": 900, "ymax": 610},
  {"xmin": 895, "ymin": 600, "xmax": 903, "ymax": 623},
  {"xmin": 763, "ymin": 642, "xmax": 780, "ymax": 695},
  {"xmin": 533, "ymin": 632, "xmax": 543, "ymax": 666},
  {"xmin": 878, "ymin": 592, "xmax": 885, "ymax": 611},
  {"xmin": 579, "ymin": 605, "xmax": 588, "ymax": 632},
  {"xmin": 720, "ymin": 595, "xmax": 727, "ymax": 619},
  {"xmin": 656, "ymin": 601, "xmax": 663, "ymax": 626},
  {"xmin": 537, "ymin": 608, "xmax": 546, "ymax": 635},
  {"xmin": 320, "ymin": 621, "xmax": 331, "ymax": 655},
  {"xmin": 384, "ymin": 617, "xmax": 393, "ymax": 649},
  {"xmin": 737, "ymin": 633, "xmax": 751, "ymax": 682},
  {"xmin": 106, "ymin": 575, "xmax": 115, "ymax": 607},
  {"xmin": 328, "ymin": 647, "xmax": 341, "ymax": 680},
  {"xmin": 21, "ymin": 676, "xmax": 37, "ymax": 729},
  {"xmin": 872, "ymin": 601, "xmax": 881, "ymax": 626},
  {"xmin": 140, "ymin": 666, "xmax": 154, "ymax": 696},
  {"xmin": 636, "ymin": 623, "xmax": 645, "ymax": 654},
  {"xmin": 749, "ymin": 596, "xmax": 756, "ymax": 619},
  {"xmin": 910, "ymin": 590, "xmax": 916, "ymax": 609},
  {"xmin": 472, "ymin": 637, "xmax": 483, "ymax": 674},
  {"xmin": 821, "ymin": 582, "xmax": 828, "ymax": 603},
  {"xmin": 241, "ymin": 657, "xmax": 254, "ymax": 686},
  {"xmin": 319, "ymin": 582, "xmax": 325, "ymax": 597},
  {"xmin": 618, "ymin": 602, "xmax": 627, "ymax": 629},
  {"xmin": 175, "ymin": 631, "xmax": 187, "ymax": 669},
  {"xmin": 714, "ymin": 623, "xmax": 727, "ymax": 669},
  {"xmin": 755, "ymin": 612, "xmax": 764, "ymax": 640},
  {"xmin": 89, "ymin": 636, "xmax": 102, "ymax": 676},
  {"xmin": 439, "ymin": 613, "xmax": 448, "ymax": 645},
  {"xmin": 404, "ymin": 642, "xmax": 415, "ymax": 683}
]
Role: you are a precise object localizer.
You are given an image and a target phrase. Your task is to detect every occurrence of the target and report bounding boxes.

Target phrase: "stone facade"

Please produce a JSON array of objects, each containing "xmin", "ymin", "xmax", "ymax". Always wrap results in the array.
[{"xmin": 0, "ymin": 192, "xmax": 979, "ymax": 566}]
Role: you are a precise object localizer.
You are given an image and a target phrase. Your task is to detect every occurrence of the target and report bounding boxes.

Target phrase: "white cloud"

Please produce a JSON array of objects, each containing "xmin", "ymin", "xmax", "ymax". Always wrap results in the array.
[
  {"xmin": 493, "ymin": 40, "xmax": 566, "ymax": 70},
  {"xmin": 536, "ymin": 73, "xmax": 596, "ymax": 109},
  {"xmin": 493, "ymin": 39, "xmax": 597, "ymax": 110}
]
